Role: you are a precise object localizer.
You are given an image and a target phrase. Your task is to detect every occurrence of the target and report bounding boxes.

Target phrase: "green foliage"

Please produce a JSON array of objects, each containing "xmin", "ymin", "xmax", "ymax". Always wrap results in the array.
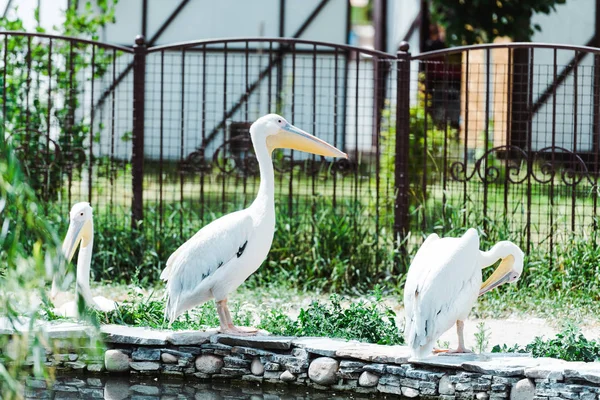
[
  {"xmin": 258, "ymin": 289, "xmax": 404, "ymax": 345},
  {"xmin": 430, "ymin": 0, "xmax": 566, "ymax": 45},
  {"xmin": 0, "ymin": 139, "xmax": 61, "ymax": 397},
  {"xmin": 473, "ymin": 322, "xmax": 491, "ymax": 353},
  {"xmin": 492, "ymin": 323, "xmax": 600, "ymax": 362},
  {"xmin": 1, "ymin": 1, "xmax": 117, "ymax": 200}
]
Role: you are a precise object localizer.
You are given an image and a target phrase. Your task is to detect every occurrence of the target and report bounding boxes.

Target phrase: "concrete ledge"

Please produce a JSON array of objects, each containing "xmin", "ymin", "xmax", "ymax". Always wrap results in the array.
[{"xmin": 4, "ymin": 321, "xmax": 600, "ymax": 399}]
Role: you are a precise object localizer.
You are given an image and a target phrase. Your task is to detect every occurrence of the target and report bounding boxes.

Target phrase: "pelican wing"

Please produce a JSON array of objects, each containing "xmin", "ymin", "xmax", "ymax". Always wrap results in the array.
[
  {"xmin": 404, "ymin": 229, "xmax": 480, "ymax": 357},
  {"xmin": 161, "ymin": 210, "xmax": 254, "ymax": 322}
]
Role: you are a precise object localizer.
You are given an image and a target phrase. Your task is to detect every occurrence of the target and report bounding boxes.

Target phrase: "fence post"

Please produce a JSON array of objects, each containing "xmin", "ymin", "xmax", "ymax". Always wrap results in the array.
[
  {"xmin": 394, "ymin": 41, "xmax": 411, "ymax": 270},
  {"xmin": 132, "ymin": 35, "xmax": 146, "ymax": 229}
]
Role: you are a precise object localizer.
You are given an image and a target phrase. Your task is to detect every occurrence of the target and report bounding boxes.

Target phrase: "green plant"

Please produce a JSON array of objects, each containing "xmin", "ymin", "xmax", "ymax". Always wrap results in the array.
[
  {"xmin": 473, "ymin": 322, "xmax": 491, "ymax": 353},
  {"xmin": 1, "ymin": 1, "xmax": 117, "ymax": 201},
  {"xmin": 258, "ymin": 288, "xmax": 403, "ymax": 345},
  {"xmin": 492, "ymin": 323, "xmax": 600, "ymax": 362}
]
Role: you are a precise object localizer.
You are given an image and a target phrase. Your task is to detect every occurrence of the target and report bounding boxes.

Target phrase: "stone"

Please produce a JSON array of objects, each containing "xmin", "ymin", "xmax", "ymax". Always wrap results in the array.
[
  {"xmin": 340, "ymin": 360, "xmax": 366, "ymax": 369},
  {"xmin": 232, "ymin": 346, "xmax": 275, "ymax": 357},
  {"xmin": 477, "ymin": 393, "xmax": 490, "ymax": 400},
  {"xmin": 380, "ymin": 375, "xmax": 401, "ymax": 386},
  {"xmin": 161, "ymin": 353, "xmax": 178, "ymax": 364},
  {"xmin": 78, "ymin": 388, "xmax": 104, "ymax": 398},
  {"xmin": 46, "ymin": 322, "xmax": 92, "ymax": 339},
  {"xmin": 178, "ymin": 346, "xmax": 202, "ymax": 355},
  {"xmin": 223, "ymin": 356, "xmax": 251, "ymax": 368},
  {"xmin": 400, "ymin": 377, "xmax": 421, "ymax": 389},
  {"xmin": 251, "ymin": 357, "xmax": 264, "ymax": 376},
  {"xmin": 264, "ymin": 371, "xmax": 281, "ymax": 380},
  {"xmin": 364, "ymin": 363, "xmax": 387, "ymax": 375},
  {"xmin": 280, "ymin": 370, "xmax": 296, "ymax": 382},
  {"xmin": 167, "ymin": 330, "xmax": 213, "ymax": 346},
  {"xmin": 308, "ymin": 357, "xmax": 339, "ymax": 386},
  {"xmin": 440, "ymin": 375, "xmax": 457, "ymax": 395},
  {"xmin": 86, "ymin": 364, "xmax": 105, "ymax": 373},
  {"xmin": 386, "ymin": 365, "xmax": 406, "ymax": 376},
  {"xmin": 525, "ymin": 362, "xmax": 566, "ymax": 381},
  {"xmin": 271, "ymin": 355, "xmax": 309, "ymax": 373},
  {"xmin": 101, "ymin": 325, "xmax": 169, "ymax": 345},
  {"xmin": 406, "ymin": 368, "xmax": 446, "ymax": 381},
  {"xmin": 131, "ymin": 385, "xmax": 159, "ymax": 395},
  {"xmin": 511, "ymin": 379, "xmax": 535, "ymax": 400},
  {"xmin": 292, "ymin": 347, "xmax": 309, "ymax": 360},
  {"xmin": 335, "ymin": 343, "xmax": 411, "ymax": 364},
  {"xmin": 463, "ymin": 356, "xmax": 545, "ymax": 377},
  {"xmin": 292, "ymin": 337, "xmax": 356, "ymax": 357},
  {"xmin": 132, "ymin": 347, "xmax": 161, "ymax": 361},
  {"xmin": 402, "ymin": 387, "xmax": 420, "ymax": 397},
  {"xmin": 377, "ymin": 383, "xmax": 403, "ymax": 395},
  {"xmin": 215, "ymin": 335, "xmax": 295, "ymax": 350},
  {"xmin": 104, "ymin": 379, "xmax": 130, "ymax": 400},
  {"xmin": 242, "ymin": 374, "xmax": 263, "ymax": 382},
  {"xmin": 264, "ymin": 362, "xmax": 280, "ymax": 371},
  {"xmin": 87, "ymin": 378, "xmax": 103, "ymax": 387},
  {"xmin": 358, "ymin": 371, "xmax": 379, "ymax": 387},
  {"xmin": 195, "ymin": 355, "xmax": 224, "ymax": 374},
  {"xmin": 220, "ymin": 367, "xmax": 249, "ymax": 376},
  {"xmin": 104, "ymin": 349, "xmax": 130, "ymax": 372},
  {"xmin": 129, "ymin": 361, "xmax": 160, "ymax": 371},
  {"xmin": 65, "ymin": 361, "xmax": 86, "ymax": 370}
]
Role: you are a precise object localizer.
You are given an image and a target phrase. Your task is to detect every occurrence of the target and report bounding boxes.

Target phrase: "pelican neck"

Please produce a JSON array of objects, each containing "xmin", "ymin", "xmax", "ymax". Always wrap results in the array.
[{"xmin": 250, "ymin": 136, "xmax": 275, "ymax": 210}]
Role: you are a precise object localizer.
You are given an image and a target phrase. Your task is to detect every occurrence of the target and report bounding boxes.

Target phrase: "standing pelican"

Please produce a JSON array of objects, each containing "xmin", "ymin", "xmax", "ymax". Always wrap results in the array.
[
  {"xmin": 51, "ymin": 202, "xmax": 116, "ymax": 316},
  {"xmin": 404, "ymin": 228, "xmax": 524, "ymax": 358},
  {"xmin": 161, "ymin": 114, "xmax": 347, "ymax": 334}
]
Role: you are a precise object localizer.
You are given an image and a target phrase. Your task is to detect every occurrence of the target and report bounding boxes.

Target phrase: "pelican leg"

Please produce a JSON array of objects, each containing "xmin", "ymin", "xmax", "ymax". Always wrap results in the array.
[
  {"xmin": 216, "ymin": 299, "xmax": 258, "ymax": 336},
  {"xmin": 447, "ymin": 320, "xmax": 473, "ymax": 354}
]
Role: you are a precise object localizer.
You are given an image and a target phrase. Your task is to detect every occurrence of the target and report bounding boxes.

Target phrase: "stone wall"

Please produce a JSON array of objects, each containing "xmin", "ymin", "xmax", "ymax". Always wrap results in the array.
[{"xmin": 8, "ymin": 323, "xmax": 600, "ymax": 399}]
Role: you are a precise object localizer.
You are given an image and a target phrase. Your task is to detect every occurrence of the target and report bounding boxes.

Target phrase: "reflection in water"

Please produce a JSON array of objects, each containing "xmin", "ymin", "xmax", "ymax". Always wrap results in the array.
[{"xmin": 25, "ymin": 374, "xmax": 386, "ymax": 399}]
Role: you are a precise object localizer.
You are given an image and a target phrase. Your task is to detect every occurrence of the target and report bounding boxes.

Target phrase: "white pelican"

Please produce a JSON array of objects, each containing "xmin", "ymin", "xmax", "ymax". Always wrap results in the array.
[
  {"xmin": 51, "ymin": 202, "xmax": 117, "ymax": 316},
  {"xmin": 404, "ymin": 228, "xmax": 524, "ymax": 358},
  {"xmin": 161, "ymin": 114, "xmax": 347, "ymax": 334}
]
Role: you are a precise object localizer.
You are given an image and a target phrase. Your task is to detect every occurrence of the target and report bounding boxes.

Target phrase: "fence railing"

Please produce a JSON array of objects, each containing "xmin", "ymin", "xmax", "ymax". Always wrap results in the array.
[{"xmin": 3, "ymin": 31, "xmax": 600, "ymax": 275}]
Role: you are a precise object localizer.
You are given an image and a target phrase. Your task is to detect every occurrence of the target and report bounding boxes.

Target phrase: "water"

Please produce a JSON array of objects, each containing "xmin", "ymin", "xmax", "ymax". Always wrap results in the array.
[{"xmin": 24, "ymin": 374, "xmax": 386, "ymax": 399}]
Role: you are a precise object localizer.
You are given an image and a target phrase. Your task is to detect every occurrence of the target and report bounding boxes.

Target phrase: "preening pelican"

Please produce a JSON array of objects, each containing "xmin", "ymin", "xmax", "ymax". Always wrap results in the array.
[
  {"xmin": 161, "ymin": 114, "xmax": 347, "ymax": 334},
  {"xmin": 51, "ymin": 202, "xmax": 116, "ymax": 316},
  {"xmin": 404, "ymin": 228, "xmax": 524, "ymax": 358}
]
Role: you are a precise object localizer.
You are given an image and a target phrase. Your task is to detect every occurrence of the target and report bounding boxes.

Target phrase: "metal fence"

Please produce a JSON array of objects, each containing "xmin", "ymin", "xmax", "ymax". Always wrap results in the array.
[{"xmin": 3, "ymin": 31, "xmax": 600, "ymax": 271}]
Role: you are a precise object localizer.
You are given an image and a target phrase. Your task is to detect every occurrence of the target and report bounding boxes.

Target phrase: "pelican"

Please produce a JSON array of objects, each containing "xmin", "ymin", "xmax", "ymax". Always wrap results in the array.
[
  {"xmin": 161, "ymin": 114, "xmax": 347, "ymax": 334},
  {"xmin": 51, "ymin": 202, "xmax": 116, "ymax": 316},
  {"xmin": 404, "ymin": 228, "xmax": 524, "ymax": 358}
]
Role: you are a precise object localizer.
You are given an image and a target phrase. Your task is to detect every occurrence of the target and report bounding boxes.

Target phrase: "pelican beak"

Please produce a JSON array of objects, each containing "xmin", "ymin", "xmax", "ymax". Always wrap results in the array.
[
  {"xmin": 479, "ymin": 255, "xmax": 515, "ymax": 296},
  {"xmin": 268, "ymin": 123, "xmax": 348, "ymax": 158},
  {"xmin": 62, "ymin": 219, "xmax": 86, "ymax": 263}
]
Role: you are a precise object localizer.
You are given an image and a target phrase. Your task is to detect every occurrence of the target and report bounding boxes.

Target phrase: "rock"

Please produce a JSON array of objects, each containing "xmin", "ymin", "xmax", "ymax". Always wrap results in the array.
[
  {"xmin": 364, "ymin": 363, "xmax": 387, "ymax": 375},
  {"xmin": 477, "ymin": 393, "xmax": 490, "ymax": 400},
  {"xmin": 292, "ymin": 337, "xmax": 356, "ymax": 357},
  {"xmin": 78, "ymin": 388, "xmax": 104, "ymax": 398},
  {"xmin": 280, "ymin": 370, "xmax": 296, "ymax": 382},
  {"xmin": 161, "ymin": 353, "xmax": 178, "ymax": 364},
  {"xmin": 251, "ymin": 357, "xmax": 264, "ymax": 376},
  {"xmin": 129, "ymin": 361, "xmax": 160, "ymax": 371},
  {"xmin": 167, "ymin": 330, "xmax": 212, "ymax": 346},
  {"xmin": 308, "ymin": 357, "xmax": 339, "ymax": 386},
  {"xmin": 440, "ymin": 375, "xmax": 456, "ymax": 395},
  {"xmin": 104, "ymin": 379, "xmax": 130, "ymax": 400},
  {"xmin": 65, "ymin": 361, "xmax": 86, "ymax": 370},
  {"xmin": 87, "ymin": 378, "xmax": 103, "ymax": 387},
  {"xmin": 104, "ymin": 350, "xmax": 130, "ymax": 372},
  {"xmin": 195, "ymin": 355, "xmax": 224, "ymax": 374},
  {"xmin": 264, "ymin": 362, "xmax": 280, "ymax": 371},
  {"xmin": 358, "ymin": 371, "xmax": 379, "ymax": 387},
  {"xmin": 402, "ymin": 387, "xmax": 420, "ymax": 397},
  {"xmin": 335, "ymin": 343, "xmax": 411, "ymax": 364},
  {"xmin": 264, "ymin": 371, "xmax": 281, "ymax": 380},
  {"xmin": 86, "ymin": 364, "xmax": 105, "ymax": 373},
  {"xmin": 223, "ymin": 356, "xmax": 251, "ymax": 368},
  {"xmin": 378, "ymin": 383, "xmax": 402, "ymax": 395},
  {"xmin": 510, "ymin": 379, "xmax": 535, "ymax": 400},
  {"xmin": 132, "ymin": 347, "xmax": 160, "ymax": 361},
  {"xmin": 101, "ymin": 325, "xmax": 169, "ymax": 345},
  {"xmin": 215, "ymin": 335, "xmax": 295, "ymax": 350}
]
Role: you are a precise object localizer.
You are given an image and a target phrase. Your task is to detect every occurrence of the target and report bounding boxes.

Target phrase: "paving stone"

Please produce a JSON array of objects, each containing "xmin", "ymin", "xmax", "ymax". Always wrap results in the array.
[
  {"xmin": 214, "ymin": 335, "xmax": 295, "ymax": 350},
  {"xmin": 335, "ymin": 343, "xmax": 411, "ymax": 364},
  {"xmin": 166, "ymin": 330, "xmax": 213, "ymax": 346},
  {"xmin": 101, "ymin": 325, "xmax": 169, "ymax": 345}
]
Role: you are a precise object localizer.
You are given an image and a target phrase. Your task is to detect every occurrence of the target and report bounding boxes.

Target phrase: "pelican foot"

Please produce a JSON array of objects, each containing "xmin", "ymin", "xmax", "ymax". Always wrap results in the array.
[
  {"xmin": 445, "ymin": 346, "xmax": 473, "ymax": 354},
  {"xmin": 220, "ymin": 326, "xmax": 259, "ymax": 336},
  {"xmin": 433, "ymin": 348, "xmax": 449, "ymax": 354}
]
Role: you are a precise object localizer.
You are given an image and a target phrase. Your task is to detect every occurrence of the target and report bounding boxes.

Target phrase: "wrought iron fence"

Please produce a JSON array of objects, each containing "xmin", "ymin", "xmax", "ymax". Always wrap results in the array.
[{"xmin": 2, "ymin": 30, "xmax": 600, "ymax": 274}]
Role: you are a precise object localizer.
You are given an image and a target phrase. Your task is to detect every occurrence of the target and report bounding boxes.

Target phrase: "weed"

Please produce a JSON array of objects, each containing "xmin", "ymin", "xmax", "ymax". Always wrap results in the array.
[{"xmin": 473, "ymin": 322, "xmax": 491, "ymax": 353}]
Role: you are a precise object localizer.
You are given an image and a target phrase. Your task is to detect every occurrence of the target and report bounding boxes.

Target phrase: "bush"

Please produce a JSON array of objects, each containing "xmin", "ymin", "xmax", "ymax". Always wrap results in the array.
[
  {"xmin": 492, "ymin": 323, "xmax": 600, "ymax": 362},
  {"xmin": 258, "ymin": 289, "xmax": 404, "ymax": 345}
]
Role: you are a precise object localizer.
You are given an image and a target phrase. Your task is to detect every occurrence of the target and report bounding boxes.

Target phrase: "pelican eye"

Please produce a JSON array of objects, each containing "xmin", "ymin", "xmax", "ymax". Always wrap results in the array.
[
  {"xmin": 277, "ymin": 119, "xmax": 282, "ymax": 123},
  {"xmin": 80, "ymin": 212, "xmax": 84, "ymax": 216}
]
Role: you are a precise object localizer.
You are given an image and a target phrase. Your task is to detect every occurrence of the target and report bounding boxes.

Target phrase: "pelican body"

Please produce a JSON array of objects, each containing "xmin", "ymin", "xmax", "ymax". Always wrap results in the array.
[
  {"xmin": 404, "ymin": 228, "xmax": 524, "ymax": 358},
  {"xmin": 161, "ymin": 114, "xmax": 347, "ymax": 334},
  {"xmin": 51, "ymin": 202, "xmax": 116, "ymax": 316}
]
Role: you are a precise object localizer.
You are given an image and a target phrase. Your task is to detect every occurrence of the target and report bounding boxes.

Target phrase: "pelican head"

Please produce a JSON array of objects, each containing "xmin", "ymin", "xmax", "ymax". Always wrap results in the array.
[
  {"xmin": 51, "ymin": 202, "xmax": 94, "ymax": 300},
  {"xmin": 252, "ymin": 114, "xmax": 347, "ymax": 158},
  {"xmin": 479, "ymin": 242, "xmax": 524, "ymax": 296}
]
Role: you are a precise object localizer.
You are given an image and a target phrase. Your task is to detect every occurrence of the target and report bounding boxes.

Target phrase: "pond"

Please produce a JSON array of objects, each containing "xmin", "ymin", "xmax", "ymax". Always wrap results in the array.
[{"xmin": 24, "ymin": 374, "xmax": 382, "ymax": 399}]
